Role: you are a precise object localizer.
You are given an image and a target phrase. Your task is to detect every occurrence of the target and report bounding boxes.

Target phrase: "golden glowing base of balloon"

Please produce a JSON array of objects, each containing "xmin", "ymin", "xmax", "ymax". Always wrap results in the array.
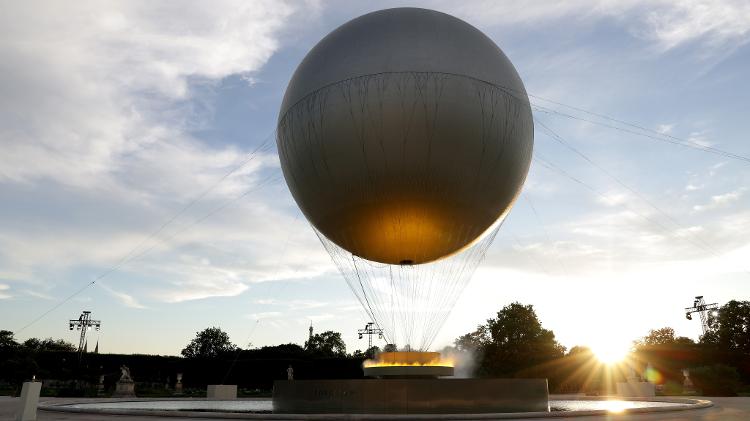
[{"xmin": 363, "ymin": 352, "xmax": 454, "ymax": 378}]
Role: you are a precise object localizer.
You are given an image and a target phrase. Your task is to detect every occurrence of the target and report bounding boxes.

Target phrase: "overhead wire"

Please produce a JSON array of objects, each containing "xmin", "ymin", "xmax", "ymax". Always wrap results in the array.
[
  {"xmin": 532, "ymin": 104, "xmax": 750, "ymax": 163},
  {"xmin": 521, "ymin": 193, "xmax": 571, "ymax": 277},
  {"xmin": 528, "ymin": 92, "xmax": 750, "ymax": 163},
  {"xmin": 535, "ymin": 118, "xmax": 741, "ymax": 267},
  {"xmin": 532, "ymin": 154, "xmax": 749, "ymax": 275},
  {"xmin": 15, "ymin": 133, "xmax": 278, "ymax": 334}
]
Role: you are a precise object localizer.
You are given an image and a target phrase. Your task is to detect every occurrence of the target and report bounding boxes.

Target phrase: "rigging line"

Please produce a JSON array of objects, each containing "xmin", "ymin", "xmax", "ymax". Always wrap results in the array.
[
  {"xmin": 15, "ymin": 173, "xmax": 281, "ymax": 334},
  {"xmin": 535, "ymin": 118, "xmax": 720, "ymax": 254},
  {"xmin": 533, "ymin": 155, "xmax": 690, "ymax": 238},
  {"xmin": 531, "ymin": 105, "xmax": 750, "ymax": 163},
  {"xmin": 521, "ymin": 193, "xmax": 570, "ymax": 277},
  {"xmin": 528, "ymin": 92, "xmax": 750, "ymax": 162},
  {"xmin": 510, "ymin": 230, "xmax": 553, "ymax": 276},
  {"xmin": 472, "ymin": 76, "xmax": 750, "ymax": 163},
  {"xmin": 97, "ymin": 135, "xmax": 276, "ymax": 280},
  {"xmin": 15, "ymin": 135, "xmax": 273, "ymax": 332},
  {"xmin": 350, "ymin": 254, "xmax": 383, "ymax": 336},
  {"xmin": 425, "ymin": 226, "xmax": 498, "ymax": 350},
  {"xmin": 239, "ymin": 213, "xmax": 307, "ymax": 342},
  {"xmin": 15, "ymin": 281, "xmax": 97, "ymax": 334},
  {"xmin": 221, "ymin": 319, "xmax": 261, "ymax": 384},
  {"xmin": 117, "ymin": 175, "xmax": 282, "ymax": 269},
  {"xmin": 263, "ymin": 212, "xmax": 302, "ymax": 289},
  {"xmin": 532, "ymin": 156, "xmax": 749, "ymax": 272}
]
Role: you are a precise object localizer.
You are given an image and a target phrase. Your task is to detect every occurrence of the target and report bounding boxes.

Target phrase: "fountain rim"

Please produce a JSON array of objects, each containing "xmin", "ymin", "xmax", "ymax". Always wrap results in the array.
[{"xmin": 40, "ymin": 396, "xmax": 713, "ymax": 419}]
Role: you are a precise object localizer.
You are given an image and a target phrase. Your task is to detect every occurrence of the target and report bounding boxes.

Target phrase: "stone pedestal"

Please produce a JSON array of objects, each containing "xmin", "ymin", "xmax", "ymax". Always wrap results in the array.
[
  {"xmin": 207, "ymin": 384, "xmax": 237, "ymax": 399},
  {"xmin": 616, "ymin": 381, "xmax": 655, "ymax": 397},
  {"xmin": 15, "ymin": 381, "xmax": 41, "ymax": 421},
  {"xmin": 173, "ymin": 373, "xmax": 183, "ymax": 395},
  {"xmin": 96, "ymin": 375, "xmax": 105, "ymax": 396},
  {"xmin": 174, "ymin": 377, "xmax": 183, "ymax": 395},
  {"xmin": 112, "ymin": 380, "xmax": 136, "ymax": 398},
  {"xmin": 682, "ymin": 369, "xmax": 696, "ymax": 394}
]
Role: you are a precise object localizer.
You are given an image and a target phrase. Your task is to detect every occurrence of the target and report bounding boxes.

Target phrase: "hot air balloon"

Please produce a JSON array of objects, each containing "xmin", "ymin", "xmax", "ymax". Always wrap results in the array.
[{"xmin": 277, "ymin": 8, "xmax": 533, "ymax": 351}]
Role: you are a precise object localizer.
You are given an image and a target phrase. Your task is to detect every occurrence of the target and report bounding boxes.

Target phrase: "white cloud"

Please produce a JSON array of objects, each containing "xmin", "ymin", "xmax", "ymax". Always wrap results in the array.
[
  {"xmin": 448, "ymin": 0, "xmax": 750, "ymax": 52},
  {"xmin": 22, "ymin": 290, "xmax": 54, "ymax": 300},
  {"xmin": 675, "ymin": 225, "xmax": 704, "ymax": 237},
  {"xmin": 246, "ymin": 311, "xmax": 283, "ymax": 320},
  {"xmin": 656, "ymin": 123, "xmax": 674, "ymax": 134},
  {"xmin": 0, "ymin": 284, "xmax": 11, "ymax": 299},
  {"xmin": 597, "ymin": 192, "xmax": 631, "ymax": 207},
  {"xmin": 252, "ymin": 298, "xmax": 335, "ymax": 310},
  {"xmin": 98, "ymin": 282, "xmax": 146, "ymax": 309},
  {"xmin": 693, "ymin": 188, "xmax": 745, "ymax": 212},
  {"xmin": 642, "ymin": 0, "xmax": 750, "ymax": 51},
  {"xmin": 0, "ymin": 1, "xmax": 297, "ymax": 187},
  {"xmin": 0, "ymin": 1, "xmax": 325, "ymax": 304},
  {"xmin": 686, "ymin": 131, "xmax": 714, "ymax": 148}
]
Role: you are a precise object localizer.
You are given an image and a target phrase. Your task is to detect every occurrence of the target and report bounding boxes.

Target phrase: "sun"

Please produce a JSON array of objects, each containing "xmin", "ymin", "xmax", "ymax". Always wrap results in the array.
[{"xmin": 590, "ymin": 342, "xmax": 630, "ymax": 364}]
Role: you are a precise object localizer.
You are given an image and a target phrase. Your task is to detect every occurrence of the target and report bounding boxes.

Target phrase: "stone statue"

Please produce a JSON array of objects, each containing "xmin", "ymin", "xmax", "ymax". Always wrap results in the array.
[
  {"xmin": 626, "ymin": 366, "xmax": 638, "ymax": 382},
  {"xmin": 112, "ymin": 364, "xmax": 136, "ymax": 398},
  {"xmin": 174, "ymin": 373, "xmax": 183, "ymax": 395},
  {"xmin": 682, "ymin": 368, "xmax": 695, "ymax": 393},
  {"xmin": 97, "ymin": 374, "xmax": 105, "ymax": 396},
  {"xmin": 119, "ymin": 365, "xmax": 133, "ymax": 382}
]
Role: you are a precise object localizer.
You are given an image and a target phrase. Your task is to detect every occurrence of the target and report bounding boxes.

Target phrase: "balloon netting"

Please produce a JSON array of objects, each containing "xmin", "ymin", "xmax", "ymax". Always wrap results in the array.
[
  {"xmin": 316, "ymin": 225, "xmax": 500, "ymax": 351},
  {"xmin": 277, "ymin": 71, "xmax": 532, "ymax": 265}
]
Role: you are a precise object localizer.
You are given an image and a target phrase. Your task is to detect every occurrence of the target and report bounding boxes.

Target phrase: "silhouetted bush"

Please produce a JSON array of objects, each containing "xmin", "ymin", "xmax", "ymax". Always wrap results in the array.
[{"xmin": 690, "ymin": 364, "xmax": 741, "ymax": 396}]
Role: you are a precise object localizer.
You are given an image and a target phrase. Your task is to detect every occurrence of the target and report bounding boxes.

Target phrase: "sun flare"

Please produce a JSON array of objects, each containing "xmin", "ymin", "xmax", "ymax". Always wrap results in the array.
[{"xmin": 590, "ymin": 342, "xmax": 630, "ymax": 364}]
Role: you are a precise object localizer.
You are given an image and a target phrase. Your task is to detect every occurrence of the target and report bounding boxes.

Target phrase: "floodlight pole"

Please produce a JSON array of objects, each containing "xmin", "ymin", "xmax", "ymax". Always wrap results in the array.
[
  {"xmin": 69, "ymin": 310, "xmax": 101, "ymax": 360},
  {"xmin": 357, "ymin": 322, "xmax": 383, "ymax": 349},
  {"xmin": 684, "ymin": 296, "xmax": 719, "ymax": 335}
]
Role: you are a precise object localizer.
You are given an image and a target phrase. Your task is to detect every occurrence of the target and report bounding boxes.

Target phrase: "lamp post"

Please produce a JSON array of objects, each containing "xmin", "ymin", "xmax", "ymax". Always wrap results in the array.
[
  {"xmin": 357, "ymin": 322, "xmax": 383, "ymax": 349},
  {"xmin": 684, "ymin": 296, "xmax": 719, "ymax": 335},
  {"xmin": 69, "ymin": 310, "xmax": 101, "ymax": 361}
]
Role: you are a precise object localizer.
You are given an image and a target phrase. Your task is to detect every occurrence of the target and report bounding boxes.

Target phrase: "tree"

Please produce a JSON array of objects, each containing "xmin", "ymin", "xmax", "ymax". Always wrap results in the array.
[
  {"xmin": 181, "ymin": 327, "xmax": 238, "ymax": 359},
  {"xmin": 637, "ymin": 327, "xmax": 677, "ymax": 347},
  {"xmin": 382, "ymin": 343, "xmax": 398, "ymax": 353},
  {"xmin": 690, "ymin": 364, "xmax": 741, "ymax": 396},
  {"xmin": 23, "ymin": 338, "xmax": 76, "ymax": 352},
  {"xmin": 304, "ymin": 330, "xmax": 346, "ymax": 357},
  {"xmin": 567, "ymin": 346, "xmax": 594, "ymax": 356},
  {"xmin": 632, "ymin": 327, "xmax": 695, "ymax": 349},
  {"xmin": 454, "ymin": 324, "xmax": 489, "ymax": 352},
  {"xmin": 702, "ymin": 300, "xmax": 750, "ymax": 353},
  {"xmin": 0, "ymin": 330, "xmax": 18, "ymax": 351},
  {"xmin": 460, "ymin": 302, "xmax": 565, "ymax": 377},
  {"xmin": 364, "ymin": 345, "xmax": 380, "ymax": 359}
]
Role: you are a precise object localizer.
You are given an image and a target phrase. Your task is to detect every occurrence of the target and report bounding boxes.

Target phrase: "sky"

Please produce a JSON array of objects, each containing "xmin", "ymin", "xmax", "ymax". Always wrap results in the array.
[{"xmin": 1, "ymin": 0, "xmax": 749, "ymax": 358}]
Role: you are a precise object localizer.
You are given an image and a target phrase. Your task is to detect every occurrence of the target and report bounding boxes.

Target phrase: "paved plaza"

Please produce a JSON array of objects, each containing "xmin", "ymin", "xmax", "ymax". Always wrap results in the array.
[{"xmin": 2, "ymin": 395, "xmax": 750, "ymax": 420}]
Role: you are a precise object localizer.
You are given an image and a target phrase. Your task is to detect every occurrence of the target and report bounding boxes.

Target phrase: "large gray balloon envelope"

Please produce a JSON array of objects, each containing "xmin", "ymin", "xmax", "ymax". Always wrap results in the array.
[{"xmin": 277, "ymin": 7, "xmax": 533, "ymax": 265}]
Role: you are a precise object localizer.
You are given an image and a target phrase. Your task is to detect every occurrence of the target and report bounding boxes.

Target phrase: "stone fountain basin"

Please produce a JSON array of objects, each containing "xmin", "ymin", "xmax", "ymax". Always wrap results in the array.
[{"xmin": 40, "ymin": 396, "xmax": 712, "ymax": 419}]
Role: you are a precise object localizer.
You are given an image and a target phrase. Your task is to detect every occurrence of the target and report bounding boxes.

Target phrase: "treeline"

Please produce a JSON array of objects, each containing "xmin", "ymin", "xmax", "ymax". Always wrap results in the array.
[
  {"xmin": 455, "ymin": 300, "xmax": 750, "ymax": 396},
  {"xmin": 0, "ymin": 328, "xmax": 372, "ymax": 396},
  {"xmin": 2, "ymin": 299, "xmax": 748, "ymax": 396}
]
